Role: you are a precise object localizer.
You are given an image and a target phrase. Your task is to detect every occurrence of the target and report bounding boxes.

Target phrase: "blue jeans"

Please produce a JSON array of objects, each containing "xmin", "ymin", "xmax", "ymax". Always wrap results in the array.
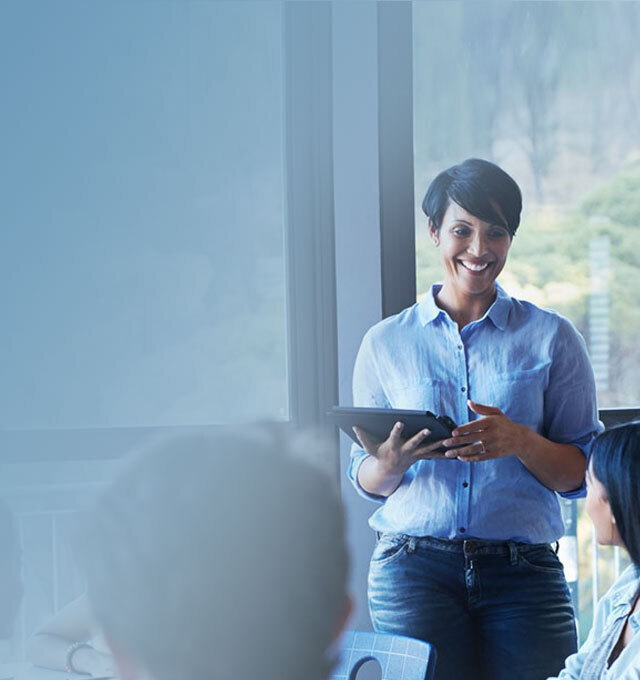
[{"xmin": 368, "ymin": 534, "xmax": 577, "ymax": 680}]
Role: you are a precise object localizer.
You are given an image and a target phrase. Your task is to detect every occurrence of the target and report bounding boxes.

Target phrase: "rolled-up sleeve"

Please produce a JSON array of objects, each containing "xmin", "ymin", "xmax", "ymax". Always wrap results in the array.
[
  {"xmin": 347, "ymin": 330, "xmax": 390, "ymax": 504},
  {"xmin": 544, "ymin": 317, "xmax": 603, "ymax": 499}
]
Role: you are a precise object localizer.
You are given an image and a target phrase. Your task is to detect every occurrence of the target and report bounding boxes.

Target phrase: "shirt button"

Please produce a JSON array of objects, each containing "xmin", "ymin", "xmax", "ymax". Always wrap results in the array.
[
  {"xmin": 462, "ymin": 482, "xmax": 469, "ymax": 488},
  {"xmin": 459, "ymin": 527, "xmax": 466, "ymax": 533},
  {"xmin": 461, "ymin": 386, "xmax": 466, "ymax": 393},
  {"xmin": 457, "ymin": 344, "xmax": 463, "ymax": 351}
]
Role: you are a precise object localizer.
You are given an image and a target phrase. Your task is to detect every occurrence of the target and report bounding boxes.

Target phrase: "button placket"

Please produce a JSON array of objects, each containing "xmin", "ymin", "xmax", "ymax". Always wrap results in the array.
[{"xmin": 454, "ymin": 334, "xmax": 471, "ymax": 537}]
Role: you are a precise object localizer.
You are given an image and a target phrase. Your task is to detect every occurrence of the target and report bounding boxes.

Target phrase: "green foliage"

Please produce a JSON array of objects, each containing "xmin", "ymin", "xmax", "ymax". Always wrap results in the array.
[
  {"xmin": 413, "ymin": 0, "xmax": 640, "ymax": 644},
  {"xmin": 416, "ymin": 160, "xmax": 640, "ymax": 405},
  {"xmin": 580, "ymin": 159, "xmax": 640, "ymax": 230}
]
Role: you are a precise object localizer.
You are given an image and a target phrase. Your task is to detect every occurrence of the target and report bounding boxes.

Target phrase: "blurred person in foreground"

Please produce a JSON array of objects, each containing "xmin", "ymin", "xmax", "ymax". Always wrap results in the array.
[
  {"xmin": 27, "ymin": 594, "xmax": 117, "ymax": 677},
  {"xmin": 72, "ymin": 429, "xmax": 350, "ymax": 680},
  {"xmin": 549, "ymin": 422, "xmax": 640, "ymax": 679}
]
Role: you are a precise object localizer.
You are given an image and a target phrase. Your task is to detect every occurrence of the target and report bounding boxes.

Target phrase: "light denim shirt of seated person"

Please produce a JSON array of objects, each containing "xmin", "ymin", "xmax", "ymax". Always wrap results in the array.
[
  {"xmin": 549, "ymin": 565, "xmax": 640, "ymax": 680},
  {"xmin": 348, "ymin": 282, "xmax": 601, "ymax": 543}
]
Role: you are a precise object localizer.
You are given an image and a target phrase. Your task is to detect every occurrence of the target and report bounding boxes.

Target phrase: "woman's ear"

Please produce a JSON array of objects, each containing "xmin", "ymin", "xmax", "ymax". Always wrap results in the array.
[{"xmin": 428, "ymin": 220, "xmax": 439, "ymax": 246}]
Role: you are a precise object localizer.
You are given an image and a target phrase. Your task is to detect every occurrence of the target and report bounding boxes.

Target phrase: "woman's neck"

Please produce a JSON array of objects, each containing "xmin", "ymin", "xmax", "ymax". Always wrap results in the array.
[{"xmin": 435, "ymin": 282, "xmax": 497, "ymax": 330}]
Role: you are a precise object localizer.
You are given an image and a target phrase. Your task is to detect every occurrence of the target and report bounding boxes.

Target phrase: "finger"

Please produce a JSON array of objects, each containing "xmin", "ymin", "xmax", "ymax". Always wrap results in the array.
[
  {"xmin": 388, "ymin": 421, "xmax": 405, "ymax": 447},
  {"xmin": 444, "ymin": 442, "xmax": 484, "ymax": 459},
  {"xmin": 441, "ymin": 432, "xmax": 487, "ymax": 448},
  {"xmin": 457, "ymin": 453, "xmax": 489, "ymax": 463},
  {"xmin": 412, "ymin": 438, "xmax": 447, "ymax": 458},
  {"xmin": 449, "ymin": 421, "xmax": 489, "ymax": 438},
  {"xmin": 352, "ymin": 426, "xmax": 378, "ymax": 454},
  {"xmin": 414, "ymin": 450, "xmax": 449, "ymax": 460},
  {"xmin": 404, "ymin": 427, "xmax": 431, "ymax": 449},
  {"xmin": 468, "ymin": 400, "xmax": 502, "ymax": 416}
]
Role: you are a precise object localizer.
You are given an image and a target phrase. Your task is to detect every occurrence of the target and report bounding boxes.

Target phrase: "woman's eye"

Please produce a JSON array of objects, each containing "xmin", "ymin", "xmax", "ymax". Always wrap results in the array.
[
  {"xmin": 490, "ymin": 229, "xmax": 508, "ymax": 239},
  {"xmin": 453, "ymin": 227, "xmax": 470, "ymax": 237}
]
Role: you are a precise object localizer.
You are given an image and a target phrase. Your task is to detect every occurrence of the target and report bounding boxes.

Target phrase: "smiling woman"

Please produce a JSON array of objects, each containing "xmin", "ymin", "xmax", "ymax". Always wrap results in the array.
[
  {"xmin": 423, "ymin": 158, "xmax": 519, "ymax": 325},
  {"xmin": 347, "ymin": 158, "xmax": 601, "ymax": 680}
]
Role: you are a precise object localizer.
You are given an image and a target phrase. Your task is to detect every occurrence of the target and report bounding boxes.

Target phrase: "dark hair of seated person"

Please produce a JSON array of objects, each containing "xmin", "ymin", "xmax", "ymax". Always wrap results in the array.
[
  {"xmin": 422, "ymin": 157, "xmax": 523, "ymax": 237},
  {"xmin": 590, "ymin": 421, "xmax": 640, "ymax": 568},
  {"xmin": 72, "ymin": 429, "xmax": 349, "ymax": 680}
]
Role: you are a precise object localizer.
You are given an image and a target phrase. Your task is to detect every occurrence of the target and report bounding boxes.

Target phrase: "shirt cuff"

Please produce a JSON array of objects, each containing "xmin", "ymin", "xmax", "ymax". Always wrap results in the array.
[
  {"xmin": 347, "ymin": 447, "xmax": 387, "ymax": 504},
  {"xmin": 555, "ymin": 433, "xmax": 596, "ymax": 499}
]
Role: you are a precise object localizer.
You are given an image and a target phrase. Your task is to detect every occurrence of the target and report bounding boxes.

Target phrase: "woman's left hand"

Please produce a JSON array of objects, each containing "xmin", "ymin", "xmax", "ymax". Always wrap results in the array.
[{"xmin": 441, "ymin": 400, "xmax": 526, "ymax": 462}]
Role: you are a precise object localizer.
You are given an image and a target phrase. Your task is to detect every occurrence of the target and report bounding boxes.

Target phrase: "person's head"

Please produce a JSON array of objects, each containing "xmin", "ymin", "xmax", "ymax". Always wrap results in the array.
[
  {"xmin": 0, "ymin": 498, "xmax": 22, "ymax": 639},
  {"xmin": 73, "ymin": 429, "xmax": 350, "ymax": 680},
  {"xmin": 422, "ymin": 158, "xmax": 522, "ymax": 299},
  {"xmin": 586, "ymin": 421, "xmax": 640, "ymax": 566}
]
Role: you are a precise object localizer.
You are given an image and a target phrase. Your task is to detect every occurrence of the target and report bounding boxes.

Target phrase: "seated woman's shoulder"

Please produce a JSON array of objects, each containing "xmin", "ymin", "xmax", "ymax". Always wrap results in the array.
[{"xmin": 611, "ymin": 562, "xmax": 640, "ymax": 594}]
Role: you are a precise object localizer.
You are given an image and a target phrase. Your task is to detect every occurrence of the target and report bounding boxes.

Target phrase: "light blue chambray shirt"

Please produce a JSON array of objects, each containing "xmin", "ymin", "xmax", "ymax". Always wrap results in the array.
[
  {"xmin": 549, "ymin": 565, "xmax": 640, "ymax": 680},
  {"xmin": 348, "ymin": 283, "xmax": 601, "ymax": 544}
]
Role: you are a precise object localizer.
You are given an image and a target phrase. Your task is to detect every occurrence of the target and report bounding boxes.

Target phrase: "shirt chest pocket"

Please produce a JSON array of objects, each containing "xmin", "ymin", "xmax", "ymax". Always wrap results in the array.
[
  {"xmin": 385, "ymin": 379, "xmax": 441, "ymax": 413},
  {"xmin": 477, "ymin": 368, "xmax": 547, "ymax": 430}
]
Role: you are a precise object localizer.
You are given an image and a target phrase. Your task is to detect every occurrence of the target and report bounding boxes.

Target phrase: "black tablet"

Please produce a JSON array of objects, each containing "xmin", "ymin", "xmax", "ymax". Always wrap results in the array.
[{"xmin": 327, "ymin": 406, "xmax": 457, "ymax": 451}]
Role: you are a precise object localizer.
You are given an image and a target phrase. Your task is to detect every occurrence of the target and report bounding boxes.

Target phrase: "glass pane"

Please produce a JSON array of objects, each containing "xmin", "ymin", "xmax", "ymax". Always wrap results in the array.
[
  {"xmin": 0, "ymin": 458, "xmax": 121, "ymax": 662},
  {"xmin": 0, "ymin": 0, "xmax": 287, "ymax": 429},
  {"xmin": 413, "ymin": 0, "xmax": 640, "ymax": 410},
  {"xmin": 413, "ymin": 0, "xmax": 640, "ymax": 641},
  {"xmin": 0, "ymin": 0, "xmax": 287, "ymax": 666}
]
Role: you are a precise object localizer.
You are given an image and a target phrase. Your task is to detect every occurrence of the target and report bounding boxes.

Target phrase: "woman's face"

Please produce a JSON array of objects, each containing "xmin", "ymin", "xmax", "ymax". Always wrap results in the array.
[
  {"xmin": 585, "ymin": 463, "xmax": 622, "ymax": 547},
  {"xmin": 430, "ymin": 201, "xmax": 512, "ymax": 298}
]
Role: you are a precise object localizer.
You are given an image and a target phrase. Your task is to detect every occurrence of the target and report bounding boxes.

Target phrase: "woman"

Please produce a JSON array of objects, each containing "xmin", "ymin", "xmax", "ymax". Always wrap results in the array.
[
  {"xmin": 348, "ymin": 158, "xmax": 600, "ymax": 680},
  {"xmin": 550, "ymin": 422, "xmax": 640, "ymax": 679}
]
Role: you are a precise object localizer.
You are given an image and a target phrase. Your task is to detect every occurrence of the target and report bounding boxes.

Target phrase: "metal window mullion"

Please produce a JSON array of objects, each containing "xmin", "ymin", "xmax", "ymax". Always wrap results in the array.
[
  {"xmin": 283, "ymin": 2, "xmax": 338, "ymax": 436},
  {"xmin": 591, "ymin": 524, "xmax": 600, "ymax": 611}
]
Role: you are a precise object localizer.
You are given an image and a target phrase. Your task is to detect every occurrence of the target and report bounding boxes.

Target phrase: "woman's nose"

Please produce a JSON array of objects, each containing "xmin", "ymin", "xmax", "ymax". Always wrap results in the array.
[{"xmin": 467, "ymin": 233, "xmax": 488, "ymax": 256}]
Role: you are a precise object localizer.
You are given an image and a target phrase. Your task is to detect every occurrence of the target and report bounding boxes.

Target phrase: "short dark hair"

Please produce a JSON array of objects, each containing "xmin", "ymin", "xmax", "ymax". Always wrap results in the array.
[
  {"xmin": 590, "ymin": 421, "xmax": 640, "ymax": 567},
  {"xmin": 421, "ymin": 158, "xmax": 522, "ymax": 236},
  {"xmin": 73, "ymin": 429, "xmax": 348, "ymax": 680}
]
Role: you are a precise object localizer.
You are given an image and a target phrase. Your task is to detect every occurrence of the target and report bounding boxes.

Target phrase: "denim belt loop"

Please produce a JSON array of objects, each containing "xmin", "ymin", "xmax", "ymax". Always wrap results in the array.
[
  {"xmin": 508, "ymin": 541, "xmax": 518, "ymax": 565},
  {"xmin": 407, "ymin": 536, "xmax": 417, "ymax": 554}
]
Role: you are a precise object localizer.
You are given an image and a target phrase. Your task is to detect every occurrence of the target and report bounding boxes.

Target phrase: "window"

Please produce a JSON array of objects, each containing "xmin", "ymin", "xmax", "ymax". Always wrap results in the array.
[
  {"xmin": 1, "ymin": 1, "xmax": 288, "ymax": 430},
  {"xmin": 1, "ymin": 0, "xmax": 287, "ymax": 661},
  {"xmin": 413, "ymin": 0, "xmax": 640, "ymax": 638}
]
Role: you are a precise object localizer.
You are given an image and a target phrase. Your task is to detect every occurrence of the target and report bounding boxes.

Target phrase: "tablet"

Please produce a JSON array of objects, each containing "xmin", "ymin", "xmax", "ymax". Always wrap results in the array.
[{"xmin": 327, "ymin": 406, "xmax": 457, "ymax": 451}]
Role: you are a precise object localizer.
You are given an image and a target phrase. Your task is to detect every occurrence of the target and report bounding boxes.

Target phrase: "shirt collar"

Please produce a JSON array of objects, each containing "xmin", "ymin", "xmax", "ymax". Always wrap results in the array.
[
  {"xmin": 417, "ymin": 282, "xmax": 511, "ymax": 331},
  {"xmin": 611, "ymin": 565, "xmax": 640, "ymax": 611}
]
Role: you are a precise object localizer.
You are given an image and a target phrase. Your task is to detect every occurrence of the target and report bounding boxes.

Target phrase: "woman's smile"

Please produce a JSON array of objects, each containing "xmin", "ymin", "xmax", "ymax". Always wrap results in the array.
[{"xmin": 457, "ymin": 259, "xmax": 493, "ymax": 274}]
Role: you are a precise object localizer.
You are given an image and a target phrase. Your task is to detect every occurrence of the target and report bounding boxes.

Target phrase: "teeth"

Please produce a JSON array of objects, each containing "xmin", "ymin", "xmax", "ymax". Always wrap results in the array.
[{"xmin": 461, "ymin": 261, "xmax": 489, "ymax": 272}]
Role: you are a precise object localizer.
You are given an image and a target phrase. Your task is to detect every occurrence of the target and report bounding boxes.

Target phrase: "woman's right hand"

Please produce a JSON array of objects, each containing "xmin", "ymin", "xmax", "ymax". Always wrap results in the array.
[{"xmin": 353, "ymin": 421, "xmax": 446, "ymax": 476}]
